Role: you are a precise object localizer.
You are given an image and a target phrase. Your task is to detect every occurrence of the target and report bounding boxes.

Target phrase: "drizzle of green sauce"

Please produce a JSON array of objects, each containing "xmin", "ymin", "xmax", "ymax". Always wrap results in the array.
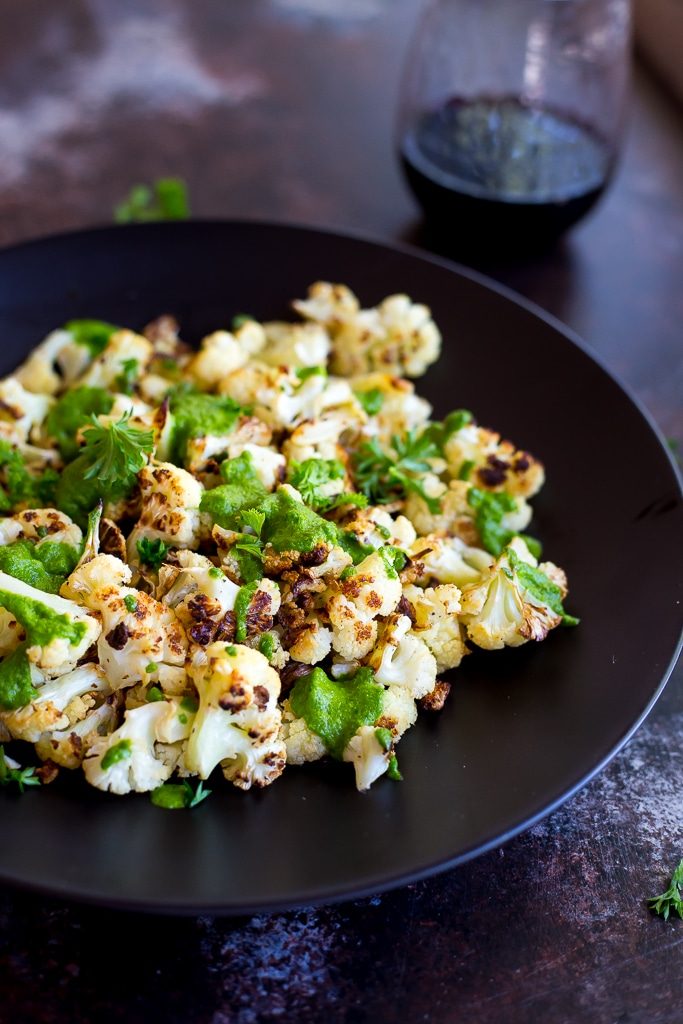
[
  {"xmin": 0, "ymin": 588, "xmax": 87, "ymax": 648},
  {"xmin": 258, "ymin": 633, "xmax": 275, "ymax": 660},
  {"xmin": 65, "ymin": 319, "xmax": 119, "ymax": 357},
  {"xmin": 168, "ymin": 390, "xmax": 242, "ymax": 465},
  {"xmin": 45, "ymin": 387, "xmax": 114, "ymax": 461},
  {"xmin": 0, "ymin": 540, "xmax": 80, "ymax": 594},
  {"xmin": 234, "ymin": 581, "xmax": 259, "ymax": 643},
  {"xmin": 0, "ymin": 644, "xmax": 37, "ymax": 711},
  {"xmin": 150, "ymin": 783, "xmax": 188, "ymax": 809},
  {"xmin": 290, "ymin": 666, "xmax": 384, "ymax": 760},
  {"xmin": 100, "ymin": 739, "xmax": 132, "ymax": 771},
  {"xmin": 199, "ymin": 452, "xmax": 267, "ymax": 530},
  {"xmin": 257, "ymin": 490, "xmax": 338, "ymax": 553}
]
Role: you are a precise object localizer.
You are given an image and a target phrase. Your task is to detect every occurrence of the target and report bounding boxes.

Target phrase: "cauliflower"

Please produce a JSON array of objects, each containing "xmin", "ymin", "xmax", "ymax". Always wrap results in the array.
[
  {"xmin": 444, "ymin": 423, "xmax": 545, "ymax": 498},
  {"xmin": 78, "ymin": 329, "xmax": 153, "ymax": 391},
  {"xmin": 0, "ymin": 377, "xmax": 53, "ymax": 444},
  {"xmin": 282, "ymin": 411, "xmax": 357, "ymax": 464},
  {"xmin": 342, "ymin": 724, "xmax": 391, "ymax": 791},
  {"xmin": 35, "ymin": 694, "xmax": 121, "ymax": 769},
  {"xmin": 287, "ymin": 620, "xmax": 332, "ymax": 665},
  {"xmin": 83, "ymin": 702, "xmax": 174, "ymax": 794},
  {"xmin": 337, "ymin": 505, "xmax": 416, "ymax": 552},
  {"xmin": 260, "ymin": 321, "xmax": 331, "ymax": 368},
  {"xmin": 62, "ymin": 554, "xmax": 187, "ymax": 690},
  {"xmin": 326, "ymin": 550, "xmax": 403, "ymax": 660},
  {"xmin": 188, "ymin": 321, "xmax": 266, "ymax": 390},
  {"xmin": 366, "ymin": 614, "xmax": 437, "ymax": 699},
  {"xmin": 0, "ymin": 508, "xmax": 83, "ymax": 550},
  {"xmin": 1, "ymin": 663, "xmax": 110, "ymax": 742},
  {"xmin": 14, "ymin": 329, "xmax": 90, "ymax": 395},
  {"xmin": 351, "ymin": 372, "xmax": 432, "ymax": 441},
  {"xmin": 279, "ymin": 700, "xmax": 327, "ymax": 764},
  {"xmin": 127, "ymin": 462, "xmax": 203, "ymax": 557},
  {"xmin": 0, "ymin": 607, "xmax": 23, "ymax": 656},
  {"xmin": 185, "ymin": 643, "xmax": 286, "ymax": 789},
  {"xmin": 460, "ymin": 537, "xmax": 572, "ymax": 650},
  {"xmin": 0, "ymin": 572, "xmax": 100, "ymax": 674},
  {"xmin": 293, "ymin": 282, "xmax": 441, "ymax": 378},
  {"xmin": 380, "ymin": 684, "xmax": 418, "ymax": 738},
  {"xmin": 408, "ymin": 533, "xmax": 492, "ymax": 588},
  {"xmin": 402, "ymin": 583, "xmax": 467, "ymax": 672}
]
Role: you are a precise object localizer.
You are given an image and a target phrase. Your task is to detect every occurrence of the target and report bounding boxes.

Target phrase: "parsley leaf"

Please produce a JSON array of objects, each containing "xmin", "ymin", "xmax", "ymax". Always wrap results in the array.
[
  {"xmin": 467, "ymin": 486, "xmax": 518, "ymax": 556},
  {"xmin": 45, "ymin": 386, "xmax": 114, "ymax": 461},
  {"xmin": 0, "ymin": 745, "xmax": 40, "ymax": 793},
  {"xmin": 232, "ymin": 313, "xmax": 254, "ymax": 330},
  {"xmin": 115, "ymin": 358, "xmax": 139, "ymax": 395},
  {"xmin": 648, "ymin": 860, "xmax": 683, "ymax": 921},
  {"xmin": 136, "ymin": 537, "xmax": 170, "ymax": 571},
  {"xmin": 422, "ymin": 409, "xmax": 473, "ymax": 453},
  {"xmin": 508, "ymin": 548, "xmax": 579, "ymax": 626},
  {"xmin": 80, "ymin": 412, "xmax": 154, "ymax": 488},
  {"xmin": 115, "ymin": 177, "xmax": 189, "ymax": 223},
  {"xmin": 295, "ymin": 366, "xmax": 327, "ymax": 382},
  {"xmin": 352, "ymin": 431, "xmax": 441, "ymax": 513},
  {"xmin": 355, "ymin": 388, "xmax": 384, "ymax": 416}
]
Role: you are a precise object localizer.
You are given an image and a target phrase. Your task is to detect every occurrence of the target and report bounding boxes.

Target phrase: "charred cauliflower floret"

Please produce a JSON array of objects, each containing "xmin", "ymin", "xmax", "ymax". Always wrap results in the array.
[
  {"xmin": 83, "ymin": 701, "xmax": 176, "ymax": 794},
  {"xmin": 1, "ymin": 663, "xmax": 110, "ymax": 743},
  {"xmin": 0, "ymin": 377, "xmax": 53, "ymax": 444},
  {"xmin": 293, "ymin": 282, "xmax": 441, "ymax": 379},
  {"xmin": 127, "ymin": 462, "xmax": 203, "ymax": 557},
  {"xmin": 351, "ymin": 372, "xmax": 432, "ymax": 442},
  {"xmin": 63, "ymin": 553, "xmax": 187, "ymax": 690},
  {"xmin": 185, "ymin": 642, "xmax": 286, "ymax": 789},
  {"xmin": 460, "ymin": 537, "xmax": 575, "ymax": 650},
  {"xmin": 78, "ymin": 329, "xmax": 153, "ymax": 392},
  {"xmin": 326, "ymin": 549, "xmax": 403, "ymax": 660},
  {"xmin": 14, "ymin": 329, "xmax": 90, "ymax": 396},
  {"xmin": 35, "ymin": 696, "xmax": 121, "ymax": 769},
  {"xmin": 444, "ymin": 423, "xmax": 545, "ymax": 498},
  {"xmin": 0, "ymin": 508, "xmax": 83, "ymax": 550},
  {"xmin": 366, "ymin": 613, "xmax": 437, "ymax": 699},
  {"xmin": 260, "ymin": 320, "xmax": 331, "ymax": 369},
  {"xmin": 402, "ymin": 583, "xmax": 467, "ymax": 672},
  {"xmin": 188, "ymin": 321, "xmax": 266, "ymax": 391},
  {"xmin": 408, "ymin": 533, "xmax": 492, "ymax": 588}
]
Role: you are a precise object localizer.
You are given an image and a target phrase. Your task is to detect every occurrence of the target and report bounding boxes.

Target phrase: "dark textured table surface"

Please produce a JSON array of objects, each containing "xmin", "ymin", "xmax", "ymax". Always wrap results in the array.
[{"xmin": 0, "ymin": 3, "xmax": 682, "ymax": 1022}]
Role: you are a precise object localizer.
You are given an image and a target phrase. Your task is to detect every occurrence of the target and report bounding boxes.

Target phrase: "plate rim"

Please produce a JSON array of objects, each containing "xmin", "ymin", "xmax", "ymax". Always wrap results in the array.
[{"xmin": 0, "ymin": 218, "xmax": 681, "ymax": 915}]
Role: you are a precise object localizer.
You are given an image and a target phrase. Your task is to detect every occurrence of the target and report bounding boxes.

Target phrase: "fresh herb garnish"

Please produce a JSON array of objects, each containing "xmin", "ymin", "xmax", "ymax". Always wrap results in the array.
[
  {"xmin": 458, "ymin": 459, "xmax": 475, "ymax": 481},
  {"xmin": 378, "ymin": 545, "xmax": 407, "ymax": 579},
  {"xmin": 123, "ymin": 594, "xmax": 138, "ymax": 613},
  {"xmin": 115, "ymin": 177, "xmax": 189, "ymax": 223},
  {"xmin": 232, "ymin": 313, "xmax": 254, "ymax": 331},
  {"xmin": 466, "ymin": 487, "xmax": 518, "ymax": 556},
  {"xmin": 508, "ymin": 548, "xmax": 579, "ymax": 626},
  {"xmin": 422, "ymin": 409, "xmax": 473, "ymax": 453},
  {"xmin": 136, "ymin": 537, "xmax": 170, "ymax": 571},
  {"xmin": 45, "ymin": 386, "xmax": 114, "ymax": 461},
  {"xmin": 115, "ymin": 358, "xmax": 139, "ymax": 395},
  {"xmin": 295, "ymin": 365, "xmax": 327, "ymax": 382},
  {"xmin": 146, "ymin": 685, "xmax": 165, "ymax": 702},
  {"xmin": 374, "ymin": 727, "xmax": 392, "ymax": 752},
  {"xmin": 288, "ymin": 457, "xmax": 367, "ymax": 513},
  {"xmin": 150, "ymin": 778, "xmax": 211, "ymax": 810},
  {"xmin": 648, "ymin": 860, "xmax": 683, "ymax": 921},
  {"xmin": 0, "ymin": 745, "xmax": 40, "ymax": 793},
  {"xmin": 65, "ymin": 319, "xmax": 119, "ymax": 357},
  {"xmin": 258, "ymin": 633, "xmax": 275, "ymax": 660},
  {"xmin": 80, "ymin": 413, "xmax": 154, "ymax": 488},
  {"xmin": 355, "ymin": 388, "xmax": 384, "ymax": 416},
  {"xmin": 387, "ymin": 754, "xmax": 403, "ymax": 781},
  {"xmin": 352, "ymin": 431, "xmax": 441, "ymax": 513}
]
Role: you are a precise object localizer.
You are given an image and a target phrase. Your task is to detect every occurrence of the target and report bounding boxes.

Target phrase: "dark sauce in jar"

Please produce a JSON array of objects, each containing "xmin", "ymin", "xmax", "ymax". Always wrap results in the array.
[{"xmin": 400, "ymin": 96, "xmax": 612, "ymax": 248}]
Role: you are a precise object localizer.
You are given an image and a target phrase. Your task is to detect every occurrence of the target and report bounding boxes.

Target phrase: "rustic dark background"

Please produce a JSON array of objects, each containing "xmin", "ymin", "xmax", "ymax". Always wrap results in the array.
[{"xmin": 0, "ymin": 2, "xmax": 681, "ymax": 1022}]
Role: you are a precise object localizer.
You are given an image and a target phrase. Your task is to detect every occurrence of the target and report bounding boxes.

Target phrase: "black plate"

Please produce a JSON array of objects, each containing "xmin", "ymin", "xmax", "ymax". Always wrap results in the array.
[{"xmin": 0, "ymin": 221, "xmax": 681, "ymax": 914}]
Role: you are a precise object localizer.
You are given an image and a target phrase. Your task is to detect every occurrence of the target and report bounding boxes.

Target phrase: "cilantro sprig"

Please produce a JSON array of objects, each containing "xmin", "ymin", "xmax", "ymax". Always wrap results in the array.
[
  {"xmin": 288, "ymin": 458, "xmax": 367, "ymax": 513},
  {"xmin": 648, "ymin": 860, "xmax": 683, "ymax": 921},
  {"xmin": 0, "ymin": 746, "xmax": 40, "ymax": 793},
  {"xmin": 508, "ymin": 548, "xmax": 579, "ymax": 626},
  {"xmin": 352, "ymin": 431, "xmax": 441, "ymax": 513}
]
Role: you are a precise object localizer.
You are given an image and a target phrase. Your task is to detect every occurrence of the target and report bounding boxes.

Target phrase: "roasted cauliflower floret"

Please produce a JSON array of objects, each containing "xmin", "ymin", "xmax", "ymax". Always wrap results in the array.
[
  {"xmin": 460, "ymin": 537, "xmax": 573, "ymax": 650},
  {"xmin": 188, "ymin": 321, "xmax": 266, "ymax": 390},
  {"xmin": 408, "ymin": 533, "xmax": 492, "ymax": 588},
  {"xmin": 14, "ymin": 329, "xmax": 89, "ymax": 396},
  {"xmin": 0, "ymin": 508, "xmax": 83, "ymax": 550},
  {"xmin": 260, "ymin": 321, "xmax": 331, "ymax": 369},
  {"xmin": 0, "ymin": 572, "xmax": 100, "ymax": 675},
  {"xmin": 293, "ymin": 282, "xmax": 441, "ymax": 379},
  {"xmin": 342, "ymin": 724, "xmax": 392, "ymax": 791},
  {"xmin": 337, "ymin": 505, "xmax": 416, "ymax": 552},
  {"xmin": 63, "ymin": 553, "xmax": 187, "ymax": 690},
  {"xmin": 127, "ymin": 462, "xmax": 203, "ymax": 558},
  {"xmin": 35, "ymin": 696, "xmax": 120, "ymax": 769},
  {"xmin": 83, "ymin": 702, "xmax": 175, "ymax": 794},
  {"xmin": 326, "ymin": 550, "xmax": 403, "ymax": 660},
  {"xmin": 78, "ymin": 329, "xmax": 153, "ymax": 391},
  {"xmin": 367, "ymin": 613, "xmax": 437, "ymax": 699},
  {"xmin": 0, "ymin": 377, "xmax": 53, "ymax": 444},
  {"xmin": 352, "ymin": 372, "xmax": 432, "ymax": 442},
  {"xmin": 1, "ymin": 664, "xmax": 110, "ymax": 743},
  {"xmin": 444, "ymin": 423, "xmax": 545, "ymax": 498},
  {"xmin": 402, "ymin": 583, "xmax": 467, "ymax": 672},
  {"xmin": 279, "ymin": 700, "xmax": 327, "ymax": 765},
  {"xmin": 185, "ymin": 642, "xmax": 286, "ymax": 789}
]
